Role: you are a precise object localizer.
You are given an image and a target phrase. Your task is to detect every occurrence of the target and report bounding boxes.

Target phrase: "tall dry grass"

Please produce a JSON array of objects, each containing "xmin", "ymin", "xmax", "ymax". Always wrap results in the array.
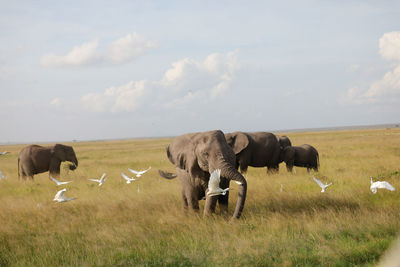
[{"xmin": 0, "ymin": 129, "xmax": 400, "ymax": 266}]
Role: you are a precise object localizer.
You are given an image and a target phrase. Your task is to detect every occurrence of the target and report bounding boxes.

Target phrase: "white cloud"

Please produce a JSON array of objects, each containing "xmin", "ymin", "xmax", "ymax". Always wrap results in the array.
[
  {"xmin": 81, "ymin": 51, "xmax": 240, "ymax": 112},
  {"xmin": 363, "ymin": 65, "xmax": 400, "ymax": 101},
  {"xmin": 379, "ymin": 31, "xmax": 400, "ymax": 61},
  {"xmin": 41, "ymin": 40, "xmax": 101, "ymax": 68},
  {"xmin": 342, "ymin": 32, "xmax": 400, "ymax": 105},
  {"xmin": 161, "ymin": 51, "xmax": 240, "ymax": 104},
  {"xmin": 81, "ymin": 80, "xmax": 147, "ymax": 112},
  {"xmin": 40, "ymin": 33, "xmax": 157, "ymax": 68},
  {"xmin": 106, "ymin": 33, "xmax": 158, "ymax": 64}
]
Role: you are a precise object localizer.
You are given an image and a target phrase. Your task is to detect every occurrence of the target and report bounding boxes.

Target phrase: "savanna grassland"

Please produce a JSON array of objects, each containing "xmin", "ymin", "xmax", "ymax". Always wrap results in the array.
[{"xmin": 1, "ymin": 128, "xmax": 400, "ymax": 266}]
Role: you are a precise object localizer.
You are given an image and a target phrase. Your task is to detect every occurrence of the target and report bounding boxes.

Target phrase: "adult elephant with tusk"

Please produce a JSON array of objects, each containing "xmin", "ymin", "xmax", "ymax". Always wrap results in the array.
[
  {"xmin": 158, "ymin": 130, "xmax": 247, "ymax": 220},
  {"xmin": 18, "ymin": 144, "xmax": 78, "ymax": 180}
]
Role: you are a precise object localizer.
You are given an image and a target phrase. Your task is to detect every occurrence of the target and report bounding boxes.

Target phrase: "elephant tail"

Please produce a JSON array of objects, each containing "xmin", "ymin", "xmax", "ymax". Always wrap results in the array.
[
  {"xmin": 158, "ymin": 169, "xmax": 177, "ymax": 180},
  {"xmin": 17, "ymin": 157, "xmax": 20, "ymax": 179}
]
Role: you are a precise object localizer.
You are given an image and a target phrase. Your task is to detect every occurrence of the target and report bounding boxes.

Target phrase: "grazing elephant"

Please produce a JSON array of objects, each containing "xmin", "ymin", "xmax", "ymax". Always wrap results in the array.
[
  {"xmin": 18, "ymin": 144, "xmax": 78, "ymax": 180},
  {"xmin": 280, "ymin": 144, "xmax": 319, "ymax": 172},
  {"xmin": 158, "ymin": 130, "xmax": 247, "ymax": 219},
  {"xmin": 224, "ymin": 131, "xmax": 281, "ymax": 174}
]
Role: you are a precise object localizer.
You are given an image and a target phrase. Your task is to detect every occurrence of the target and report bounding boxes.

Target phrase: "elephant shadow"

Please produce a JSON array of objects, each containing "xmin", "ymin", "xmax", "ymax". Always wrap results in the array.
[{"xmin": 245, "ymin": 194, "xmax": 360, "ymax": 216}]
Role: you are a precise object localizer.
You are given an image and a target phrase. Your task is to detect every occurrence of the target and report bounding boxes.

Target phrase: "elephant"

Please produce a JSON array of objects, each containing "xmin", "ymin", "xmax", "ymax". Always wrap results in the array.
[
  {"xmin": 18, "ymin": 144, "xmax": 78, "ymax": 180},
  {"xmin": 224, "ymin": 131, "xmax": 281, "ymax": 174},
  {"xmin": 158, "ymin": 130, "xmax": 247, "ymax": 220},
  {"xmin": 280, "ymin": 144, "xmax": 319, "ymax": 172}
]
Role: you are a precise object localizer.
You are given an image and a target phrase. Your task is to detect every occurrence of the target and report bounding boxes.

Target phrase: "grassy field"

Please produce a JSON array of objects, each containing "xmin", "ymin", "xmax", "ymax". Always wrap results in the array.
[{"xmin": 1, "ymin": 128, "xmax": 400, "ymax": 266}]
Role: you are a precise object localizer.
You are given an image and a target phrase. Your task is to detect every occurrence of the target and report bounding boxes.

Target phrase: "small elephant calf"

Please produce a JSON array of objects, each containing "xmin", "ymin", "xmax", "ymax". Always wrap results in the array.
[{"xmin": 281, "ymin": 144, "xmax": 319, "ymax": 172}]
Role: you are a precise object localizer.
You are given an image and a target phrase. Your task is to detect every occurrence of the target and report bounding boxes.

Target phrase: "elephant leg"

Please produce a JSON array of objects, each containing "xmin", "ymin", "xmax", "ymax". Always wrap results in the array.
[
  {"xmin": 217, "ymin": 178, "xmax": 229, "ymax": 213},
  {"xmin": 181, "ymin": 189, "xmax": 189, "ymax": 211},
  {"xmin": 177, "ymin": 169, "xmax": 199, "ymax": 212},
  {"xmin": 204, "ymin": 195, "xmax": 218, "ymax": 216},
  {"xmin": 185, "ymin": 187, "xmax": 199, "ymax": 212},
  {"xmin": 22, "ymin": 161, "xmax": 34, "ymax": 180},
  {"xmin": 267, "ymin": 165, "xmax": 279, "ymax": 174},
  {"xmin": 49, "ymin": 158, "xmax": 61, "ymax": 178},
  {"xmin": 218, "ymin": 193, "xmax": 229, "ymax": 214},
  {"xmin": 286, "ymin": 164, "xmax": 293, "ymax": 172},
  {"xmin": 187, "ymin": 195, "xmax": 199, "ymax": 212},
  {"xmin": 20, "ymin": 168, "xmax": 28, "ymax": 180}
]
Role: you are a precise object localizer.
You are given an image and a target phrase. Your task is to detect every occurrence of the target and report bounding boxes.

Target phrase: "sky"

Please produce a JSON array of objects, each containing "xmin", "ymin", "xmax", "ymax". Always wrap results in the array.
[{"xmin": 1, "ymin": 1, "xmax": 400, "ymax": 143}]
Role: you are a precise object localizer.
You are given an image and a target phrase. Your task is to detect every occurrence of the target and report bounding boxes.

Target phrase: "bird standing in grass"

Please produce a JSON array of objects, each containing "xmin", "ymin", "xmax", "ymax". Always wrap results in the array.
[
  {"xmin": 370, "ymin": 176, "xmax": 395, "ymax": 194},
  {"xmin": 313, "ymin": 177, "xmax": 332, "ymax": 192}
]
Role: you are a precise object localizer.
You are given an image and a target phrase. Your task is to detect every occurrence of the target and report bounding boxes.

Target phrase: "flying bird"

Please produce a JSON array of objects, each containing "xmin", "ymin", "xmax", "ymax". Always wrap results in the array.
[
  {"xmin": 50, "ymin": 175, "xmax": 72, "ymax": 186},
  {"xmin": 53, "ymin": 188, "xmax": 75, "ymax": 203},
  {"xmin": 207, "ymin": 169, "xmax": 229, "ymax": 197},
  {"xmin": 370, "ymin": 176, "xmax": 395, "ymax": 194},
  {"xmin": 121, "ymin": 173, "xmax": 137, "ymax": 184},
  {"xmin": 88, "ymin": 173, "xmax": 107, "ymax": 186},
  {"xmin": 313, "ymin": 177, "xmax": 332, "ymax": 192},
  {"xmin": 128, "ymin": 167, "xmax": 151, "ymax": 177}
]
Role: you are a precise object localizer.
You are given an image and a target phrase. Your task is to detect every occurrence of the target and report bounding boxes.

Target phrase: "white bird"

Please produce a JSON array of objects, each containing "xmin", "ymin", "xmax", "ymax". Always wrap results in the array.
[
  {"xmin": 50, "ymin": 175, "xmax": 72, "ymax": 186},
  {"xmin": 207, "ymin": 169, "xmax": 229, "ymax": 197},
  {"xmin": 313, "ymin": 177, "xmax": 332, "ymax": 192},
  {"xmin": 0, "ymin": 151, "xmax": 9, "ymax": 155},
  {"xmin": 128, "ymin": 167, "xmax": 151, "ymax": 178},
  {"xmin": 370, "ymin": 176, "xmax": 395, "ymax": 194},
  {"xmin": 53, "ymin": 188, "xmax": 75, "ymax": 203},
  {"xmin": 121, "ymin": 173, "xmax": 137, "ymax": 184},
  {"xmin": 0, "ymin": 171, "xmax": 4, "ymax": 179},
  {"xmin": 88, "ymin": 173, "xmax": 107, "ymax": 186}
]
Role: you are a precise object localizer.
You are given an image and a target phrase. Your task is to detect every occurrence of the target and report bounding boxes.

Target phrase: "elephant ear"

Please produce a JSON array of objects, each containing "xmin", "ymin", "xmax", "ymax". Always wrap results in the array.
[
  {"xmin": 230, "ymin": 132, "xmax": 249, "ymax": 155},
  {"xmin": 166, "ymin": 145, "xmax": 174, "ymax": 165},
  {"xmin": 168, "ymin": 142, "xmax": 199, "ymax": 174}
]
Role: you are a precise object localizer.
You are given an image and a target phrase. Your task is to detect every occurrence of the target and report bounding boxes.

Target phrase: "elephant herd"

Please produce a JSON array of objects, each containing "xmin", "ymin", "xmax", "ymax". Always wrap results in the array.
[
  {"xmin": 16, "ymin": 130, "xmax": 319, "ymax": 220},
  {"xmin": 159, "ymin": 130, "xmax": 319, "ymax": 220}
]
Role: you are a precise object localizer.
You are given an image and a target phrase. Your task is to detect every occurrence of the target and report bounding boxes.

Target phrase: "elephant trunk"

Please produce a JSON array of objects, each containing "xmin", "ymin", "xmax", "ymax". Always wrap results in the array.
[
  {"xmin": 69, "ymin": 157, "xmax": 78, "ymax": 170},
  {"xmin": 220, "ymin": 164, "xmax": 247, "ymax": 219}
]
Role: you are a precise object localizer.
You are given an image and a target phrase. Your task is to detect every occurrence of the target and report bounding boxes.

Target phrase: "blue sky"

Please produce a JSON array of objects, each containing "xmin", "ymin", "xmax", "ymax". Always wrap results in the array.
[{"xmin": 1, "ymin": 1, "xmax": 400, "ymax": 143}]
